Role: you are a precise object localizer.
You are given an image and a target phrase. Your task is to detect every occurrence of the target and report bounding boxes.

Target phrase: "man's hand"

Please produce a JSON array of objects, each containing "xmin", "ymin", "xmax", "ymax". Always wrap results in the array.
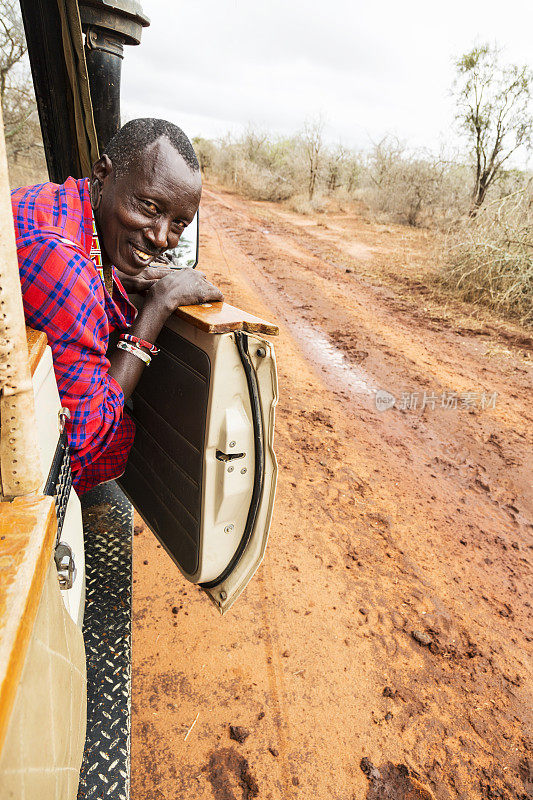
[
  {"xmin": 108, "ymin": 267, "xmax": 224, "ymax": 401},
  {"xmin": 115, "ymin": 266, "xmax": 172, "ymax": 294},
  {"xmin": 145, "ymin": 267, "xmax": 224, "ymax": 315}
]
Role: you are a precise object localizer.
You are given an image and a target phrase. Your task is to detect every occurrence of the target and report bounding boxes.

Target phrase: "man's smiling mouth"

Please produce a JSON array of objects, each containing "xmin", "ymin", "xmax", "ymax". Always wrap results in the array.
[{"xmin": 131, "ymin": 245, "xmax": 156, "ymax": 263}]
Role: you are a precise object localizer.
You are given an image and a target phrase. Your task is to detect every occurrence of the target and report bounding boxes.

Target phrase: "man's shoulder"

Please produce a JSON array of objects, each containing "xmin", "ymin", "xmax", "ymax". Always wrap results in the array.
[
  {"xmin": 12, "ymin": 177, "xmax": 91, "ymax": 250},
  {"xmin": 18, "ymin": 235, "xmax": 98, "ymax": 292},
  {"xmin": 11, "ymin": 176, "xmax": 85, "ymax": 212},
  {"xmin": 11, "ymin": 179, "xmax": 58, "ymax": 204},
  {"xmin": 17, "ymin": 227, "xmax": 102, "ymax": 314},
  {"xmin": 19, "ymin": 235, "xmax": 106, "ymax": 337}
]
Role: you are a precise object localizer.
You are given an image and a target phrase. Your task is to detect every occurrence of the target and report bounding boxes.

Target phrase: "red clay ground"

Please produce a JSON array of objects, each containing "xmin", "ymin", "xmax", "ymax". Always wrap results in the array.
[{"xmin": 131, "ymin": 185, "xmax": 532, "ymax": 800}]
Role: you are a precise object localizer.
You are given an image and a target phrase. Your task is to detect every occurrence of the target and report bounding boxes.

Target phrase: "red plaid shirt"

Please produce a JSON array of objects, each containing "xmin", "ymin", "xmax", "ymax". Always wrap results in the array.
[{"xmin": 12, "ymin": 177, "xmax": 136, "ymax": 494}]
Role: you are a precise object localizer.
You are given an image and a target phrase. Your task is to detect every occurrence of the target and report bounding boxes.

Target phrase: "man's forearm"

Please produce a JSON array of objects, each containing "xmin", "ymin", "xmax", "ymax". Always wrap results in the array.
[
  {"xmin": 108, "ymin": 267, "xmax": 223, "ymax": 401},
  {"xmin": 107, "ymin": 300, "xmax": 169, "ymax": 401}
]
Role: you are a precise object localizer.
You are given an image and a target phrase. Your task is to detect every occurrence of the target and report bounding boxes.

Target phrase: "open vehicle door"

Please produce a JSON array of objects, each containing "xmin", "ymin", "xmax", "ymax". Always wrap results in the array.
[{"xmin": 119, "ymin": 287, "xmax": 279, "ymax": 613}]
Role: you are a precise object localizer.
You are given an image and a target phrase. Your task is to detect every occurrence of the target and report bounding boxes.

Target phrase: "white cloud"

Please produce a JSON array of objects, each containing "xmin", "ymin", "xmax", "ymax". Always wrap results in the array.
[{"xmin": 121, "ymin": 0, "xmax": 533, "ymax": 158}]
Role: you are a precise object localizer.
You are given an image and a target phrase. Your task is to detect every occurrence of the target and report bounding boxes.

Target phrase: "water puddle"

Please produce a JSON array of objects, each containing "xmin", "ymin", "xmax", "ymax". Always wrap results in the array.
[{"xmin": 290, "ymin": 318, "xmax": 377, "ymax": 397}]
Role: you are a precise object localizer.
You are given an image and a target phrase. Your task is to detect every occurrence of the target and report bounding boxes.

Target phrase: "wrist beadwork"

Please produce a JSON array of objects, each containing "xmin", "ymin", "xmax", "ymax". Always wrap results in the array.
[
  {"xmin": 117, "ymin": 339, "xmax": 151, "ymax": 365},
  {"xmin": 119, "ymin": 333, "xmax": 160, "ymax": 355}
]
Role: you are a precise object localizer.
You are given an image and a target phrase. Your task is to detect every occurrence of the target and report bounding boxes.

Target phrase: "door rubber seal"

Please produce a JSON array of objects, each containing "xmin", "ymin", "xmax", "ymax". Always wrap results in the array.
[{"xmin": 200, "ymin": 331, "xmax": 265, "ymax": 590}]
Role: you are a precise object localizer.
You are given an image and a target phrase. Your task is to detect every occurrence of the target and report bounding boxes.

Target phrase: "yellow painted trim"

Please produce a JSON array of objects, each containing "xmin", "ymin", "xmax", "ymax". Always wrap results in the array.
[{"xmin": 0, "ymin": 495, "xmax": 57, "ymax": 755}]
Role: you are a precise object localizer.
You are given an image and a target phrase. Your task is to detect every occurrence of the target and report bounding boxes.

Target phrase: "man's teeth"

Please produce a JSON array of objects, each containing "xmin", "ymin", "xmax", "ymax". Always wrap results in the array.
[{"xmin": 133, "ymin": 246, "xmax": 151, "ymax": 262}]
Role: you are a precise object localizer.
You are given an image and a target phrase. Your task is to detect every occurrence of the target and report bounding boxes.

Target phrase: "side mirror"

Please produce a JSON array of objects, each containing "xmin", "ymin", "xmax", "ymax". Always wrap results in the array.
[{"xmin": 165, "ymin": 211, "xmax": 199, "ymax": 269}]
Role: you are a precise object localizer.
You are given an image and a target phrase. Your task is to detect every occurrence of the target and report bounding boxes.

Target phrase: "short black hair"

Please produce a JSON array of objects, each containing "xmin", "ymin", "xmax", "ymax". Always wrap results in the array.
[{"xmin": 103, "ymin": 118, "xmax": 199, "ymax": 176}]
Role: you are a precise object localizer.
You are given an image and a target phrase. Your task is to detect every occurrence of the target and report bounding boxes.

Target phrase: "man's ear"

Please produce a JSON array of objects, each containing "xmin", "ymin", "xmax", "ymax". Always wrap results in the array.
[{"xmin": 91, "ymin": 154, "xmax": 113, "ymax": 184}]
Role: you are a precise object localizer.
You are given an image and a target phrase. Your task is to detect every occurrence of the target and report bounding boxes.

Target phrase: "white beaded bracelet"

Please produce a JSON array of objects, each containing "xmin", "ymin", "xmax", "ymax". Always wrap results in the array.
[{"xmin": 117, "ymin": 339, "xmax": 151, "ymax": 365}]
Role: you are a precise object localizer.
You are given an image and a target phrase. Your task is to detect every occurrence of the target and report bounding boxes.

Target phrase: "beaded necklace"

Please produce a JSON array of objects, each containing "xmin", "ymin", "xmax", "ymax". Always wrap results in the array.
[{"xmin": 90, "ymin": 216, "xmax": 113, "ymax": 294}]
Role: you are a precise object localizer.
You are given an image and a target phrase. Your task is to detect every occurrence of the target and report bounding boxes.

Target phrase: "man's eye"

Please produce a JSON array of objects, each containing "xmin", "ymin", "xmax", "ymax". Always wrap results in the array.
[{"xmin": 141, "ymin": 200, "xmax": 158, "ymax": 214}]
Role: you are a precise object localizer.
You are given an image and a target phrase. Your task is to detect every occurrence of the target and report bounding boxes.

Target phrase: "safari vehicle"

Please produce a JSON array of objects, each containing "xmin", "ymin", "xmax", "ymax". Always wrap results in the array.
[{"xmin": 0, "ymin": 1, "xmax": 278, "ymax": 797}]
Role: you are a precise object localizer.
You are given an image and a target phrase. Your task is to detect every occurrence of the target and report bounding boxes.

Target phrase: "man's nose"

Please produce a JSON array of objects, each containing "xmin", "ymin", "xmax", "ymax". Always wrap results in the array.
[{"xmin": 145, "ymin": 218, "xmax": 170, "ymax": 250}]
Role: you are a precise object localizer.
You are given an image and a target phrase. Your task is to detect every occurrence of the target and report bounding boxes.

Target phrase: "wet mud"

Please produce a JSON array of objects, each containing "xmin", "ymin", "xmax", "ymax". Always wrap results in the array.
[
  {"xmin": 361, "ymin": 758, "xmax": 436, "ymax": 799},
  {"xmin": 131, "ymin": 185, "xmax": 532, "ymax": 800},
  {"xmin": 206, "ymin": 748, "xmax": 259, "ymax": 800}
]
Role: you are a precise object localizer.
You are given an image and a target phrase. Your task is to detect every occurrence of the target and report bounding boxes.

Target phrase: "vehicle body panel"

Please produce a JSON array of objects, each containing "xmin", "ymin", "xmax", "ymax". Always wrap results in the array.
[{"xmin": 32, "ymin": 345, "xmax": 85, "ymax": 627}]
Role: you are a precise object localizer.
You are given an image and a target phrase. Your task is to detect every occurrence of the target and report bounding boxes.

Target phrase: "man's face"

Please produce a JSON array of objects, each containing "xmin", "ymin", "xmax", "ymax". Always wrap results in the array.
[{"xmin": 92, "ymin": 136, "xmax": 202, "ymax": 275}]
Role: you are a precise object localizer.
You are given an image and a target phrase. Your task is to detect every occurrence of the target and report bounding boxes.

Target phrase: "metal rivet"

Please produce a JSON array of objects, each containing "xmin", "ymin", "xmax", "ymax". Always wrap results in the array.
[
  {"xmin": 256, "ymin": 347, "xmax": 266, "ymax": 357},
  {"xmin": 227, "ymin": 465, "xmax": 234, "ymax": 473},
  {"xmin": 220, "ymin": 591, "xmax": 227, "ymax": 601},
  {"xmin": 229, "ymin": 441, "xmax": 236, "ymax": 448},
  {"xmin": 241, "ymin": 467, "xmax": 247, "ymax": 474},
  {"xmin": 224, "ymin": 524, "xmax": 234, "ymax": 534}
]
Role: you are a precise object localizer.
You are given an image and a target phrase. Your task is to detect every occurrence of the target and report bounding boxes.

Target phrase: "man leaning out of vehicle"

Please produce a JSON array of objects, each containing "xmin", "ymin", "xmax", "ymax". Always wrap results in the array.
[{"xmin": 12, "ymin": 118, "xmax": 222, "ymax": 494}]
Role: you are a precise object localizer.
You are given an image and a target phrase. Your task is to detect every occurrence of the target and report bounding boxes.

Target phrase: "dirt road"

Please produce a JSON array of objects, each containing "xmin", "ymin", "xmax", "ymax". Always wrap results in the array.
[{"xmin": 131, "ymin": 186, "xmax": 532, "ymax": 800}]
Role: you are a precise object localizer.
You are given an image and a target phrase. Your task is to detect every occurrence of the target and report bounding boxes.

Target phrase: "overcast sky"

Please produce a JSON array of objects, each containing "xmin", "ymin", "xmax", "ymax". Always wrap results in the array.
[{"xmin": 121, "ymin": 0, "xmax": 532, "ymax": 159}]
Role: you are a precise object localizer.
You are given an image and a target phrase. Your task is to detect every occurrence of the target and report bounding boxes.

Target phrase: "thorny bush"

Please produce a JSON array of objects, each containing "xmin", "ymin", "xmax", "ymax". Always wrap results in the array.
[{"xmin": 441, "ymin": 185, "xmax": 533, "ymax": 324}]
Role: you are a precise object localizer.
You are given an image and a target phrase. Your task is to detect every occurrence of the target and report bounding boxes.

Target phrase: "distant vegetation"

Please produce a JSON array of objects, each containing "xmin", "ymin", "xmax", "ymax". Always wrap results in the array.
[
  {"xmin": 193, "ymin": 126, "xmax": 530, "ymax": 230},
  {"xmin": 194, "ymin": 127, "xmax": 471, "ymax": 225},
  {"xmin": 194, "ymin": 127, "xmax": 531, "ymax": 323},
  {"xmin": 194, "ymin": 45, "xmax": 532, "ymax": 326}
]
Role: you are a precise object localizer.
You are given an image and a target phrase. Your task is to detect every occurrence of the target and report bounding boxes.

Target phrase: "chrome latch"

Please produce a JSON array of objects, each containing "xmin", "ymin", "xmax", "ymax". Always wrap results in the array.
[
  {"xmin": 58, "ymin": 406, "xmax": 71, "ymax": 433},
  {"xmin": 215, "ymin": 449, "xmax": 245, "ymax": 462},
  {"xmin": 55, "ymin": 543, "xmax": 76, "ymax": 590}
]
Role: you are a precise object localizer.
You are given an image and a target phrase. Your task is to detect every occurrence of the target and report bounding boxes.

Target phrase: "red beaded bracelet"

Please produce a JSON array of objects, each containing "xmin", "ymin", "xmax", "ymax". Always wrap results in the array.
[{"xmin": 119, "ymin": 333, "xmax": 160, "ymax": 355}]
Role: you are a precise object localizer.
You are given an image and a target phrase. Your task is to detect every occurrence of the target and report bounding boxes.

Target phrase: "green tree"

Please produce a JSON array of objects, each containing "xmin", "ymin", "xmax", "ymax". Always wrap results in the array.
[{"xmin": 453, "ymin": 44, "xmax": 532, "ymax": 214}]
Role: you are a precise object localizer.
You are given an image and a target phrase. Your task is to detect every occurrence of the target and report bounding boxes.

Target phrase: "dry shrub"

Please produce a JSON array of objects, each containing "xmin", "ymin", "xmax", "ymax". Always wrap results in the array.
[
  {"xmin": 197, "ymin": 130, "xmax": 302, "ymax": 202},
  {"xmin": 232, "ymin": 158, "xmax": 294, "ymax": 202},
  {"xmin": 6, "ymin": 117, "xmax": 48, "ymax": 188},
  {"xmin": 192, "ymin": 136, "xmax": 217, "ymax": 174},
  {"xmin": 360, "ymin": 137, "xmax": 470, "ymax": 227},
  {"xmin": 288, "ymin": 193, "xmax": 328, "ymax": 215},
  {"xmin": 361, "ymin": 158, "xmax": 440, "ymax": 226},
  {"xmin": 441, "ymin": 185, "xmax": 533, "ymax": 324},
  {"xmin": 194, "ymin": 128, "xmax": 361, "ymax": 206}
]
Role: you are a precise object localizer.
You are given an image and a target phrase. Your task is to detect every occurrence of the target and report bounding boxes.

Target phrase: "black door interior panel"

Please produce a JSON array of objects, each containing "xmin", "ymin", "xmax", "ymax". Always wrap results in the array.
[{"xmin": 118, "ymin": 326, "xmax": 210, "ymax": 576}]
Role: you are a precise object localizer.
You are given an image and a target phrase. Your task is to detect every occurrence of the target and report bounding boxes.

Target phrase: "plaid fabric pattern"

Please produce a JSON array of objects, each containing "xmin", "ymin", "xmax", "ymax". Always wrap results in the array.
[{"xmin": 12, "ymin": 177, "xmax": 137, "ymax": 494}]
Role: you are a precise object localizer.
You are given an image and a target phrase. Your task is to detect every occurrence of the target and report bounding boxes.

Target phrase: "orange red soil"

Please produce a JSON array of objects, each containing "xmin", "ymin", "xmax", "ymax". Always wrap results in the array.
[{"xmin": 131, "ymin": 186, "xmax": 532, "ymax": 800}]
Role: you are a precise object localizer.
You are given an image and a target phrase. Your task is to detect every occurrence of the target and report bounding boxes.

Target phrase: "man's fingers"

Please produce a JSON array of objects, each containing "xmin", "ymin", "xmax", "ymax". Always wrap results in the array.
[
  {"xmin": 204, "ymin": 286, "xmax": 224, "ymax": 303},
  {"xmin": 149, "ymin": 268, "xmax": 224, "ymax": 310},
  {"xmin": 144, "ymin": 266, "xmax": 172, "ymax": 280}
]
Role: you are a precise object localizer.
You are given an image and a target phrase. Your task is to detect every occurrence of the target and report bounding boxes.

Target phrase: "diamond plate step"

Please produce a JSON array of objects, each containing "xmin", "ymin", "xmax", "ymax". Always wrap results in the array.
[{"xmin": 77, "ymin": 482, "xmax": 133, "ymax": 800}]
